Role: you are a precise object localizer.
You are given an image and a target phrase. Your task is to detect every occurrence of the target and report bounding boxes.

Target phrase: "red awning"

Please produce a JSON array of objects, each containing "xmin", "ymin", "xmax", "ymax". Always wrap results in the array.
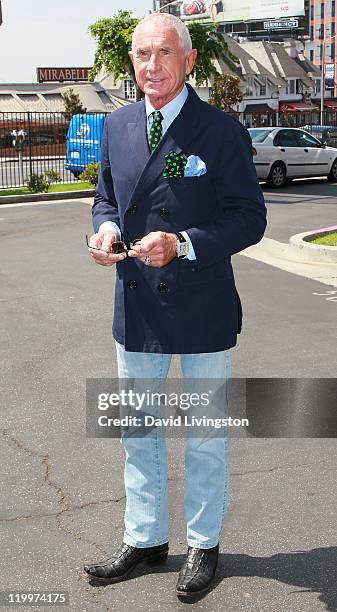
[
  {"xmin": 279, "ymin": 102, "xmax": 319, "ymax": 112},
  {"xmin": 324, "ymin": 100, "xmax": 337, "ymax": 109}
]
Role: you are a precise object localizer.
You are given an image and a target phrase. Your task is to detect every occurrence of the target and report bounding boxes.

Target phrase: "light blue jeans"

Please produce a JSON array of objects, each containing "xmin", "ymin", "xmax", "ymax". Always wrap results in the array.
[{"xmin": 115, "ymin": 341, "xmax": 231, "ymax": 550}]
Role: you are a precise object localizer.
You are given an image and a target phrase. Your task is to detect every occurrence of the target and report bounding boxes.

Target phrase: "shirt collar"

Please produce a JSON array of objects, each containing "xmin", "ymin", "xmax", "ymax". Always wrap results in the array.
[{"xmin": 145, "ymin": 84, "xmax": 188, "ymax": 124}]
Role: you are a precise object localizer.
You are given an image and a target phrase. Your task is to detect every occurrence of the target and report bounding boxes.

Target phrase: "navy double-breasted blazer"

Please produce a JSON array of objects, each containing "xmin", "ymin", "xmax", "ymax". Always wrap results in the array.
[{"xmin": 92, "ymin": 83, "xmax": 267, "ymax": 354}]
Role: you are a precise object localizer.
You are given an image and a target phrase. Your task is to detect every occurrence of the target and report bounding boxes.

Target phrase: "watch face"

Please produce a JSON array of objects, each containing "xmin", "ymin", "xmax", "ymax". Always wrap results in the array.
[{"xmin": 177, "ymin": 241, "xmax": 189, "ymax": 257}]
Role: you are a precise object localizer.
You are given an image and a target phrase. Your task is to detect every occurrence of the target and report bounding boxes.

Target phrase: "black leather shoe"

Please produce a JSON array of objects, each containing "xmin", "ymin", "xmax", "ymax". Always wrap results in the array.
[
  {"xmin": 176, "ymin": 544, "xmax": 219, "ymax": 597},
  {"xmin": 84, "ymin": 541, "xmax": 169, "ymax": 584}
]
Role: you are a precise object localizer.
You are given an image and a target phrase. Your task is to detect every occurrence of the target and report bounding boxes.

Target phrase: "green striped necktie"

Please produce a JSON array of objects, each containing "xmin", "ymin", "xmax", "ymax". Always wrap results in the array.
[{"xmin": 148, "ymin": 110, "xmax": 163, "ymax": 152}]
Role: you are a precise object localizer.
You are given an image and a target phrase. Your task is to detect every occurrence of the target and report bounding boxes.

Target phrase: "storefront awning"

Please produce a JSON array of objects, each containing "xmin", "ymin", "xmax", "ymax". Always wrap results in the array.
[
  {"xmin": 279, "ymin": 102, "xmax": 319, "ymax": 112},
  {"xmin": 244, "ymin": 103, "xmax": 274, "ymax": 113},
  {"xmin": 324, "ymin": 99, "xmax": 337, "ymax": 110}
]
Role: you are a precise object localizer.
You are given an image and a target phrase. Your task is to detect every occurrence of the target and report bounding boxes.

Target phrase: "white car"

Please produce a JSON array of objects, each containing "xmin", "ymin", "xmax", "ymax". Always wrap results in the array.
[{"xmin": 248, "ymin": 127, "xmax": 337, "ymax": 188}]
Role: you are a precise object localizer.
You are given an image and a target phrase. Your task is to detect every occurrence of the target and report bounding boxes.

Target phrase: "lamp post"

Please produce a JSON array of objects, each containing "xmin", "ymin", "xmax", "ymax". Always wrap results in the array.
[{"xmin": 320, "ymin": 34, "xmax": 337, "ymax": 125}]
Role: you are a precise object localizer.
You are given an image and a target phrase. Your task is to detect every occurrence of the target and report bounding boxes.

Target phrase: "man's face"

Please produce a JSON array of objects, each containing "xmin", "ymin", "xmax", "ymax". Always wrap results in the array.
[{"xmin": 129, "ymin": 22, "xmax": 197, "ymax": 109}]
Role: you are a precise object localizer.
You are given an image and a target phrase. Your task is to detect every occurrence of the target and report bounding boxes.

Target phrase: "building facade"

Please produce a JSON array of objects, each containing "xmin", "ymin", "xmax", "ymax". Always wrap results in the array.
[{"xmin": 306, "ymin": 0, "xmax": 337, "ymax": 99}]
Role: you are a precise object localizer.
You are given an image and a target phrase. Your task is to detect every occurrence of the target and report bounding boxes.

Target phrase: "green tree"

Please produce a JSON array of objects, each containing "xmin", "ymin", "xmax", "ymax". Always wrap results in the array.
[
  {"xmin": 89, "ymin": 11, "xmax": 141, "ymax": 99},
  {"xmin": 62, "ymin": 88, "xmax": 87, "ymax": 115},
  {"xmin": 89, "ymin": 11, "xmax": 240, "ymax": 99},
  {"xmin": 188, "ymin": 22, "xmax": 239, "ymax": 86},
  {"xmin": 208, "ymin": 73, "xmax": 243, "ymax": 112}
]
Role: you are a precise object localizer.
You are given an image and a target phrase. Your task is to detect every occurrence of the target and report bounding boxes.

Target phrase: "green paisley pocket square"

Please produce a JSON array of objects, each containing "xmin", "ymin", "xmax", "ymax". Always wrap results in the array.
[{"xmin": 163, "ymin": 150, "xmax": 188, "ymax": 178}]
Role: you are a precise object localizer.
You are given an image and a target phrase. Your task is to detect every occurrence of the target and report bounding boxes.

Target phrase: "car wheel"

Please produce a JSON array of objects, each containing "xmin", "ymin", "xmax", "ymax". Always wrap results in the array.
[
  {"xmin": 266, "ymin": 162, "xmax": 287, "ymax": 188},
  {"xmin": 327, "ymin": 159, "xmax": 337, "ymax": 182}
]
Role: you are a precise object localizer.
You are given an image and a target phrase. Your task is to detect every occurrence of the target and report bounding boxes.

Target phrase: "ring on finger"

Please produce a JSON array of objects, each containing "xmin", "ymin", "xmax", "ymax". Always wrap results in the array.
[{"xmin": 144, "ymin": 255, "xmax": 151, "ymax": 266}]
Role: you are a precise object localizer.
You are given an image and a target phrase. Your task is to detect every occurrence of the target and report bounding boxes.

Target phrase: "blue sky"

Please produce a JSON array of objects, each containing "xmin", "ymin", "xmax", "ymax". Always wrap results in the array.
[{"xmin": 0, "ymin": 0, "xmax": 152, "ymax": 83}]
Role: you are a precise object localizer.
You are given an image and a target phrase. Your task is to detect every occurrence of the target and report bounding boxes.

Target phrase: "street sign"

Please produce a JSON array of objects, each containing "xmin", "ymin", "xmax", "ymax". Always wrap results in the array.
[
  {"xmin": 264, "ymin": 19, "xmax": 299, "ymax": 29},
  {"xmin": 325, "ymin": 63, "xmax": 335, "ymax": 89}
]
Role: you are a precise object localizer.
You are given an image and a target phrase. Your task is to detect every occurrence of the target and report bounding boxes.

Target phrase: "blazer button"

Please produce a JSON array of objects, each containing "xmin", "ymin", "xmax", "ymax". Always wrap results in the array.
[
  {"xmin": 127, "ymin": 280, "xmax": 137, "ymax": 290},
  {"xmin": 159, "ymin": 207, "xmax": 169, "ymax": 218},
  {"xmin": 157, "ymin": 282, "xmax": 169, "ymax": 294},
  {"xmin": 127, "ymin": 204, "xmax": 137, "ymax": 215}
]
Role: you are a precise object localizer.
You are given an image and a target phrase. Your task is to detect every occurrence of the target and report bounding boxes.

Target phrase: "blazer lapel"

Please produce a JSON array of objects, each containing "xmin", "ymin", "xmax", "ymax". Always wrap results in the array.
[
  {"xmin": 127, "ymin": 84, "xmax": 203, "ymax": 206},
  {"xmin": 127, "ymin": 101, "xmax": 150, "ymax": 194}
]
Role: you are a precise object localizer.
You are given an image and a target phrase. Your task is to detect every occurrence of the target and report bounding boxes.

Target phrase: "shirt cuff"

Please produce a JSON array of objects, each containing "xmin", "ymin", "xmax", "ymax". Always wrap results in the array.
[
  {"xmin": 181, "ymin": 231, "xmax": 196, "ymax": 260},
  {"xmin": 98, "ymin": 222, "xmax": 121, "ymax": 240}
]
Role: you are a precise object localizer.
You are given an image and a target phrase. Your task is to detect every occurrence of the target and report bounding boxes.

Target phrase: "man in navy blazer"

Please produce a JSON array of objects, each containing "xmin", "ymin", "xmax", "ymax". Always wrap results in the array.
[{"xmin": 85, "ymin": 12, "xmax": 266, "ymax": 597}]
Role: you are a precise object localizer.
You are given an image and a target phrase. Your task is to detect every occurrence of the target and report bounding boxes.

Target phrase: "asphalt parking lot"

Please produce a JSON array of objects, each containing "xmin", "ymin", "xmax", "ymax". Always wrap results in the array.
[{"xmin": 0, "ymin": 183, "xmax": 336, "ymax": 611}]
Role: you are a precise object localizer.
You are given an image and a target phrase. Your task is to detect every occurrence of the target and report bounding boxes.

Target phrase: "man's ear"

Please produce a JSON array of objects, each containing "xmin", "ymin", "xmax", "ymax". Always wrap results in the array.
[
  {"xmin": 185, "ymin": 49, "xmax": 197, "ymax": 76},
  {"xmin": 128, "ymin": 50, "xmax": 134, "ymax": 65}
]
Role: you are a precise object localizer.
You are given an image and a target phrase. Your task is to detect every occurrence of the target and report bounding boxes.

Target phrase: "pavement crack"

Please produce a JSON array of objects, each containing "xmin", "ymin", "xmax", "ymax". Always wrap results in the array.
[
  {"xmin": 232, "ymin": 461, "xmax": 322, "ymax": 476},
  {"xmin": 1, "ymin": 429, "xmax": 110, "ymax": 556},
  {"xmin": 1, "ymin": 428, "xmax": 71, "ymax": 513},
  {"xmin": 0, "ymin": 495, "xmax": 126, "ymax": 523}
]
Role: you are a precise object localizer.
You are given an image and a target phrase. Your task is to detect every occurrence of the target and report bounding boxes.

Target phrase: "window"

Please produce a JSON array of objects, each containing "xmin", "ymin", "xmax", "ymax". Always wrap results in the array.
[
  {"xmin": 315, "ymin": 79, "xmax": 321, "ymax": 93},
  {"xmin": 249, "ymin": 128, "xmax": 274, "ymax": 143},
  {"xmin": 332, "ymin": 21, "xmax": 336, "ymax": 37},
  {"xmin": 296, "ymin": 80, "xmax": 304, "ymax": 94},
  {"xmin": 332, "ymin": 42, "xmax": 336, "ymax": 61},
  {"xmin": 310, "ymin": 25, "xmax": 314, "ymax": 39},
  {"xmin": 296, "ymin": 131, "xmax": 321, "ymax": 147},
  {"xmin": 310, "ymin": 3, "xmax": 314, "ymax": 19},
  {"xmin": 30, "ymin": 130, "xmax": 55, "ymax": 145},
  {"xmin": 245, "ymin": 76, "xmax": 254, "ymax": 97},
  {"xmin": 0, "ymin": 131, "xmax": 14, "ymax": 148},
  {"xmin": 321, "ymin": 2, "xmax": 325, "ymax": 18},
  {"xmin": 286, "ymin": 79, "xmax": 295, "ymax": 94},
  {"xmin": 123, "ymin": 79, "xmax": 136, "ymax": 100},
  {"xmin": 259, "ymin": 76, "xmax": 267, "ymax": 96},
  {"xmin": 310, "ymin": 49, "xmax": 314, "ymax": 61},
  {"xmin": 333, "ymin": 0, "xmax": 336, "ymax": 17},
  {"xmin": 319, "ymin": 24, "xmax": 324, "ymax": 39},
  {"xmin": 274, "ymin": 130, "xmax": 299, "ymax": 147}
]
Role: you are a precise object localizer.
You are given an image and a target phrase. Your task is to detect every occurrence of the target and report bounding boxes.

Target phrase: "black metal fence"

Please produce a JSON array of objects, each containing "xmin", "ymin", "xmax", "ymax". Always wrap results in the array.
[
  {"xmin": 0, "ymin": 112, "xmax": 108, "ymax": 190},
  {"xmin": 1, "ymin": 109, "xmax": 337, "ymax": 189},
  {"xmin": 243, "ymin": 110, "xmax": 337, "ymax": 130}
]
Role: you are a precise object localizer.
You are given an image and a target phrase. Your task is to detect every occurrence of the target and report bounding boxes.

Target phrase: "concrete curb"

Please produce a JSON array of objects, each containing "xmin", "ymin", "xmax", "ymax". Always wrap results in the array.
[
  {"xmin": 0, "ymin": 190, "xmax": 95, "ymax": 205},
  {"xmin": 289, "ymin": 225, "xmax": 337, "ymax": 263}
]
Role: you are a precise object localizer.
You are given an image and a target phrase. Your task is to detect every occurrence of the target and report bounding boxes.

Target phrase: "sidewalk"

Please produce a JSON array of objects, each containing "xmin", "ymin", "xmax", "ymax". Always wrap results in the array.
[{"xmin": 242, "ymin": 237, "xmax": 337, "ymax": 288}]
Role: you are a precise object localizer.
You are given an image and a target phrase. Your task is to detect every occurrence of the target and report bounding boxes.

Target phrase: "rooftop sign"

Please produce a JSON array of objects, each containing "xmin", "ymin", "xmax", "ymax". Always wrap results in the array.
[{"xmin": 37, "ymin": 67, "xmax": 92, "ymax": 83}]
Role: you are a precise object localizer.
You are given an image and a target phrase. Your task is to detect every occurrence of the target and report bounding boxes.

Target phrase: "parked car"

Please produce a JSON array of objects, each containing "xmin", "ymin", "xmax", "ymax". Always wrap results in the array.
[
  {"xmin": 65, "ymin": 113, "xmax": 106, "ymax": 178},
  {"xmin": 248, "ymin": 127, "xmax": 337, "ymax": 187},
  {"xmin": 301, "ymin": 124, "xmax": 337, "ymax": 149}
]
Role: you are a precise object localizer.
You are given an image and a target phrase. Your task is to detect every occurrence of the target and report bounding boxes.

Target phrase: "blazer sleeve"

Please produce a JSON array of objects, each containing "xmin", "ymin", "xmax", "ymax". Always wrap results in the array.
[
  {"xmin": 185, "ymin": 122, "xmax": 267, "ymax": 271},
  {"xmin": 92, "ymin": 118, "xmax": 120, "ymax": 234}
]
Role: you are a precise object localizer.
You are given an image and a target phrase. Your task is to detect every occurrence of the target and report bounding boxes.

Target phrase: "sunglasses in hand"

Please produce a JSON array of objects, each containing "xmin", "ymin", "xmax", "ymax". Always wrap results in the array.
[{"xmin": 86, "ymin": 234, "xmax": 141, "ymax": 255}]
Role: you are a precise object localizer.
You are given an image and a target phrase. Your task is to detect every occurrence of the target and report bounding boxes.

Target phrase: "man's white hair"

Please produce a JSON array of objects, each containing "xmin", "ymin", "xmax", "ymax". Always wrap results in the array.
[{"xmin": 132, "ymin": 13, "xmax": 192, "ymax": 55}]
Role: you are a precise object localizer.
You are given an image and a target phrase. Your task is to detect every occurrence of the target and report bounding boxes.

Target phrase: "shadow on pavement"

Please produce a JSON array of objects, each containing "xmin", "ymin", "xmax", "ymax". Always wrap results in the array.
[
  {"xmin": 216, "ymin": 546, "xmax": 337, "ymax": 610},
  {"xmin": 261, "ymin": 177, "xmax": 337, "ymax": 198},
  {"xmin": 84, "ymin": 546, "xmax": 337, "ymax": 609}
]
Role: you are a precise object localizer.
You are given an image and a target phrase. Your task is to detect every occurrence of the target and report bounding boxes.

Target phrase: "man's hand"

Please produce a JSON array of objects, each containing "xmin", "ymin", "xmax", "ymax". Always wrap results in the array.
[
  {"xmin": 128, "ymin": 231, "xmax": 176, "ymax": 268},
  {"xmin": 87, "ymin": 231, "xmax": 127, "ymax": 267}
]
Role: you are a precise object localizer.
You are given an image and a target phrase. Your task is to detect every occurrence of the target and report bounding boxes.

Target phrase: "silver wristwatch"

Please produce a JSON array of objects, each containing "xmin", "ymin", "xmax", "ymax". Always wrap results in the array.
[{"xmin": 175, "ymin": 232, "xmax": 189, "ymax": 258}]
